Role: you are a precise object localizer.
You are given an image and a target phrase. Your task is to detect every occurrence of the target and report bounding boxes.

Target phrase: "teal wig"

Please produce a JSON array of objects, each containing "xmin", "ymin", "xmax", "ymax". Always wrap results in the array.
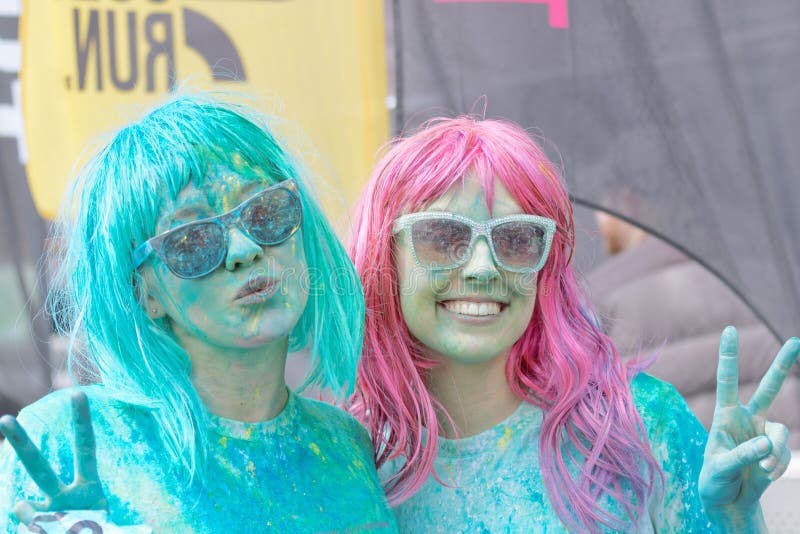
[{"xmin": 48, "ymin": 93, "xmax": 364, "ymax": 478}]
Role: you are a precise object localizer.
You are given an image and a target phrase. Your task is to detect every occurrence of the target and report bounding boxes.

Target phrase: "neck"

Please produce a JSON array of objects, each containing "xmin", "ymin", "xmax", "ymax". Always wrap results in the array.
[
  {"xmin": 175, "ymin": 327, "xmax": 289, "ymax": 423},
  {"xmin": 426, "ymin": 350, "xmax": 521, "ymax": 439}
]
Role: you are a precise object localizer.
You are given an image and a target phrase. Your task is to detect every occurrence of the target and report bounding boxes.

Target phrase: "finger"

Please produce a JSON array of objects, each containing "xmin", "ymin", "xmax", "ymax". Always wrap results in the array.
[
  {"xmin": 765, "ymin": 421, "xmax": 790, "ymax": 449},
  {"xmin": 716, "ymin": 326, "xmax": 740, "ymax": 408},
  {"xmin": 712, "ymin": 435, "xmax": 772, "ymax": 479},
  {"xmin": 13, "ymin": 500, "xmax": 45, "ymax": 524},
  {"xmin": 770, "ymin": 443, "xmax": 792, "ymax": 481},
  {"xmin": 71, "ymin": 391, "xmax": 100, "ymax": 483},
  {"xmin": 760, "ymin": 421, "xmax": 791, "ymax": 477},
  {"xmin": 758, "ymin": 422, "xmax": 789, "ymax": 472},
  {"xmin": 0, "ymin": 415, "xmax": 64, "ymax": 497},
  {"xmin": 748, "ymin": 337, "xmax": 800, "ymax": 415}
]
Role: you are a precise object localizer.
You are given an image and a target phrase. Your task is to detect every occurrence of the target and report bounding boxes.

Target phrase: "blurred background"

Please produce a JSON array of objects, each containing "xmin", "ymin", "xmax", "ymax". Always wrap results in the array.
[{"xmin": 1, "ymin": 1, "xmax": 799, "ymax": 527}]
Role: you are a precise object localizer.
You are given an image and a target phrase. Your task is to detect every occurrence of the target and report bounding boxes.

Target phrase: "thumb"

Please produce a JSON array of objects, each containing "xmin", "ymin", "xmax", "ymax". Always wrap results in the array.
[
  {"xmin": 712, "ymin": 436, "xmax": 772, "ymax": 480},
  {"xmin": 13, "ymin": 500, "xmax": 46, "ymax": 524}
]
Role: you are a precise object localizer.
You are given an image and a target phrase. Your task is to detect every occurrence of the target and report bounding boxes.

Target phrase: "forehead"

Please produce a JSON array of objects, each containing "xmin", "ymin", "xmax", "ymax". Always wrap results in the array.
[
  {"xmin": 156, "ymin": 164, "xmax": 269, "ymax": 229},
  {"xmin": 425, "ymin": 174, "xmax": 523, "ymax": 220}
]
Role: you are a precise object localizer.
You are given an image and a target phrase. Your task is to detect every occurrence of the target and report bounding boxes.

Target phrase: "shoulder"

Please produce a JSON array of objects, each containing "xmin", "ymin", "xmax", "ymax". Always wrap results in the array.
[
  {"xmin": 14, "ymin": 386, "xmax": 95, "ymax": 432},
  {"xmin": 629, "ymin": 373, "xmax": 691, "ymax": 426},
  {"xmin": 629, "ymin": 371, "xmax": 679, "ymax": 398},
  {"xmin": 629, "ymin": 372, "xmax": 707, "ymax": 455},
  {"xmin": 12, "ymin": 385, "xmax": 133, "ymax": 445},
  {"xmin": 293, "ymin": 396, "xmax": 372, "ymax": 447},
  {"xmin": 630, "ymin": 377, "xmax": 712, "ymax": 530}
]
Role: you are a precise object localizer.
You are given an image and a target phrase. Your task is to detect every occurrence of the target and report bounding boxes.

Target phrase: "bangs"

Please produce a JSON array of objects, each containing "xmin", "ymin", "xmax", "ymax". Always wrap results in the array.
[
  {"xmin": 138, "ymin": 102, "xmax": 296, "ymax": 208},
  {"xmin": 391, "ymin": 117, "xmax": 565, "ymax": 226}
]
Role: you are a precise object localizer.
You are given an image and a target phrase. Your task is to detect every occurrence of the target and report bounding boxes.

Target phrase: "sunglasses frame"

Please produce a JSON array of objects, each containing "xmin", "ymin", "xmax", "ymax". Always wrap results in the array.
[
  {"xmin": 392, "ymin": 211, "xmax": 556, "ymax": 273},
  {"xmin": 132, "ymin": 179, "xmax": 302, "ymax": 279}
]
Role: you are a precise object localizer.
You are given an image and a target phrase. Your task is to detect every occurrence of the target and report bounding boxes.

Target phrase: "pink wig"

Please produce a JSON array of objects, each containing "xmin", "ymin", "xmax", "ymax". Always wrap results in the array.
[{"xmin": 348, "ymin": 116, "xmax": 661, "ymax": 531}]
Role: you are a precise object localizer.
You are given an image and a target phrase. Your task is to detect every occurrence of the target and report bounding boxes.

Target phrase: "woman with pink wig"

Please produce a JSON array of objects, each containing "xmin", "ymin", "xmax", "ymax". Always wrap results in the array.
[{"xmin": 348, "ymin": 116, "xmax": 798, "ymax": 532}]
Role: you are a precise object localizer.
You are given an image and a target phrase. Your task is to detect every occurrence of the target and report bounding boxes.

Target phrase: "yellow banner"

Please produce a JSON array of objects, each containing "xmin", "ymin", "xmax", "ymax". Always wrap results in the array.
[{"xmin": 20, "ymin": 0, "xmax": 389, "ymax": 225}]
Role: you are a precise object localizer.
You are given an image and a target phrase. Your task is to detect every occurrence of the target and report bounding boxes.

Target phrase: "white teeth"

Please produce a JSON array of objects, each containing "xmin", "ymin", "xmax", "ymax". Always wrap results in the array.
[{"xmin": 442, "ymin": 301, "xmax": 501, "ymax": 316}]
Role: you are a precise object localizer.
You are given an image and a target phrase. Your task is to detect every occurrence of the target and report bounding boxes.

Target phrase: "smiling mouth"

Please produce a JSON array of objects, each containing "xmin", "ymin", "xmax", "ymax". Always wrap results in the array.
[
  {"xmin": 235, "ymin": 276, "xmax": 280, "ymax": 304},
  {"xmin": 439, "ymin": 300, "xmax": 506, "ymax": 317}
]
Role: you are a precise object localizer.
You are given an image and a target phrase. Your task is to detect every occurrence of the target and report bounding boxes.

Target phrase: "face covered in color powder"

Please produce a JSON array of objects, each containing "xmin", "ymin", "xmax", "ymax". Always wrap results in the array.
[
  {"xmin": 394, "ymin": 174, "xmax": 538, "ymax": 365},
  {"xmin": 140, "ymin": 164, "xmax": 309, "ymax": 350}
]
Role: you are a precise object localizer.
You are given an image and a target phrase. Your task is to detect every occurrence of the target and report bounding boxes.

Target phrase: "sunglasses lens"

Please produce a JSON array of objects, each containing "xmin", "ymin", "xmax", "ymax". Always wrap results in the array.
[
  {"xmin": 410, "ymin": 219, "xmax": 472, "ymax": 268},
  {"xmin": 161, "ymin": 222, "xmax": 226, "ymax": 278},
  {"xmin": 491, "ymin": 221, "xmax": 547, "ymax": 270},
  {"xmin": 243, "ymin": 187, "xmax": 302, "ymax": 245}
]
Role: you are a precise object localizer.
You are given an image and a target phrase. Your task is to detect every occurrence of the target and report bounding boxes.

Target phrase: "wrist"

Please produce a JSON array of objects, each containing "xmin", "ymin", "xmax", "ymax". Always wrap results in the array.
[{"xmin": 706, "ymin": 503, "xmax": 766, "ymax": 534}]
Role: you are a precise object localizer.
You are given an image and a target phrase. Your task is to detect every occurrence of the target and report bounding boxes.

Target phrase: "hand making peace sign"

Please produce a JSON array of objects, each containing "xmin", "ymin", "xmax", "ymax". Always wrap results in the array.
[
  {"xmin": 0, "ymin": 390, "xmax": 107, "ymax": 523},
  {"xmin": 699, "ymin": 326, "xmax": 800, "ymax": 531}
]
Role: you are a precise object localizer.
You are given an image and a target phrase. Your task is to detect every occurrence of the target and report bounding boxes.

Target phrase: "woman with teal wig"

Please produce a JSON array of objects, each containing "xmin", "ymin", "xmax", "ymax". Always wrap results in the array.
[{"xmin": 0, "ymin": 94, "xmax": 396, "ymax": 532}]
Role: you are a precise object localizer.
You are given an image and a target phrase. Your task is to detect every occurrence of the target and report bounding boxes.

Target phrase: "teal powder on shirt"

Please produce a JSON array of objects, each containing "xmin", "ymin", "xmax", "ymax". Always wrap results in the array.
[
  {"xmin": 0, "ymin": 386, "xmax": 397, "ymax": 533},
  {"xmin": 386, "ymin": 373, "xmax": 712, "ymax": 533}
]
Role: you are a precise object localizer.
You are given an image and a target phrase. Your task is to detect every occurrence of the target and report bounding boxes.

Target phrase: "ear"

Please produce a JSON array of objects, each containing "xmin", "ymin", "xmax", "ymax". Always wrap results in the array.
[
  {"xmin": 146, "ymin": 294, "xmax": 166, "ymax": 319},
  {"xmin": 135, "ymin": 268, "xmax": 166, "ymax": 320}
]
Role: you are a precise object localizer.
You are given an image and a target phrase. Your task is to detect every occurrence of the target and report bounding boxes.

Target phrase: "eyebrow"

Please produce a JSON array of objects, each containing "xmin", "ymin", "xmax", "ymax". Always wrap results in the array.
[
  {"xmin": 238, "ymin": 180, "xmax": 266, "ymax": 199},
  {"xmin": 170, "ymin": 203, "xmax": 208, "ymax": 223},
  {"xmin": 169, "ymin": 181, "xmax": 268, "ymax": 222}
]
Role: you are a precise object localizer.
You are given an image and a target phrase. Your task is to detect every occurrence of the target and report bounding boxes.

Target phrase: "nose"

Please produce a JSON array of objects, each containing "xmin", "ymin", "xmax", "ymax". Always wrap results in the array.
[
  {"xmin": 225, "ymin": 226, "xmax": 263, "ymax": 271},
  {"xmin": 460, "ymin": 237, "xmax": 500, "ymax": 282}
]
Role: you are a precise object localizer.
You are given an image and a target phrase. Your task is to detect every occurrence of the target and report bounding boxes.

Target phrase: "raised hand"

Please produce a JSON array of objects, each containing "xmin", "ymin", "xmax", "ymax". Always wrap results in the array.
[
  {"xmin": 0, "ymin": 390, "xmax": 107, "ymax": 523},
  {"xmin": 699, "ymin": 326, "xmax": 800, "ymax": 529}
]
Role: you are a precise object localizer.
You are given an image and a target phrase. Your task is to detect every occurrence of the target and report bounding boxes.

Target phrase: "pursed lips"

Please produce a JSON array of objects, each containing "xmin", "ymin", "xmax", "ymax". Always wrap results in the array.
[{"xmin": 234, "ymin": 275, "xmax": 280, "ymax": 302}]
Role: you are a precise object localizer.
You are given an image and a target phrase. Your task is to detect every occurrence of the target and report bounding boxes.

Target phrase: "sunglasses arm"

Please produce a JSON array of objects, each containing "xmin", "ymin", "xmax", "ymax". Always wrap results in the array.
[{"xmin": 132, "ymin": 241, "xmax": 155, "ymax": 270}]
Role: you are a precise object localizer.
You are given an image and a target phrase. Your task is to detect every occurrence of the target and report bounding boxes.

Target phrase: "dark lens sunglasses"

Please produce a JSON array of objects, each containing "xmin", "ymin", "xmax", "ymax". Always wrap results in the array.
[{"xmin": 132, "ymin": 180, "xmax": 302, "ymax": 279}]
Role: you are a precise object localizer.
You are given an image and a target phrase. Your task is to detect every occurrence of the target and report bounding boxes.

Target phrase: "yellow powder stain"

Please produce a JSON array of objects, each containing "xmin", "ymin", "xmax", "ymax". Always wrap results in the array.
[
  {"xmin": 246, "ymin": 460, "xmax": 256, "ymax": 477},
  {"xmin": 218, "ymin": 436, "xmax": 228, "ymax": 448},
  {"xmin": 497, "ymin": 426, "xmax": 513, "ymax": 451},
  {"xmin": 444, "ymin": 463, "xmax": 456, "ymax": 478},
  {"xmin": 220, "ymin": 179, "xmax": 238, "ymax": 212},
  {"xmin": 245, "ymin": 426, "xmax": 254, "ymax": 440},
  {"xmin": 245, "ymin": 313, "xmax": 261, "ymax": 334},
  {"xmin": 309, "ymin": 443, "xmax": 321, "ymax": 455}
]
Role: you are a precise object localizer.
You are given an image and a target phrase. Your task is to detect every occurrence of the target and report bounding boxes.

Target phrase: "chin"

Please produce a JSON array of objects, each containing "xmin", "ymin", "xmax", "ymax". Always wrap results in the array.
[
  {"xmin": 234, "ymin": 330, "xmax": 294, "ymax": 348},
  {"xmin": 458, "ymin": 353, "xmax": 508, "ymax": 365},
  {"xmin": 234, "ymin": 312, "xmax": 301, "ymax": 345},
  {"xmin": 438, "ymin": 346, "xmax": 512, "ymax": 366}
]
